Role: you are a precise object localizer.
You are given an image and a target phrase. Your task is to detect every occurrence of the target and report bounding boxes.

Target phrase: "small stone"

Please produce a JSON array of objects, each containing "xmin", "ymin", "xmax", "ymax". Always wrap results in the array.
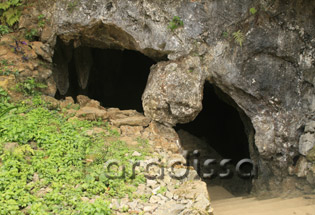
[
  {"xmin": 76, "ymin": 106, "xmax": 108, "ymax": 120},
  {"xmin": 77, "ymin": 95, "xmax": 91, "ymax": 106},
  {"xmin": 143, "ymin": 205, "xmax": 157, "ymax": 212},
  {"xmin": 305, "ymin": 121, "xmax": 315, "ymax": 133},
  {"xmin": 85, "ymin": 99, "xmax": 101, "ymax": 109},
  {"xmin": 299, "ymin": 133, "xmax": 315, "ymax": 156},
  {"xmin": 111, "ymin": 115, "xmax": 151, "ymax": 127},
  {"xmin": 180, "ymin": 199, "xmax": 189, "ymax": 204},
  {"xmin": 120, "ymin": 125, "xmax": 143, "ymax": 136},
  {"xmin": 111, "ymin": 199, "xmax": 120, "ymax": 209},
  {"xmin": 165, "ymin": 191, "xmax": 173, "ymax": 199},
  {"xmin": 33, "ymin": 173, "xmax": 39, "ymax": 182},
  {"xmin": 31, "ymin": 41, "xmax": 52, "ymax": 62},
  {"xmin": 193, "ymin": 195, "xmax": 211, "ymax": 211},
  {"xmin": 132, "ymin": 151, "xmax": 142, "ymax": 157},
  {"xmin": 149, "ymin": 195, "xmax": 160, "ymax": 204},
  {"xmin": 152, "ymin": 186, "xmax": 161, "ymax": 195},
  {"xmin": 153, "ymin": 201, "xmax": 185, "ymax": 215},
  {"xmin": 3, "ymin": 142, "xmax": 18, "ymax": 152},
  {"xmin": 127, "ymin": 201, "xmax": 138, "ymax": 210},
  {"xmin": 81, "ymin": 197, "xmax": 90, "ymax": 202},
  {"xmin": 173, "ymin": 194, "xmax": 179, "ymax": 200},
  {"xmin": 60, "ymin": 97, "xmax": 75, "ymax": 109},
  {"xmin": 295, "ymin": 156, "xmax": 309, "ymax": 177}
]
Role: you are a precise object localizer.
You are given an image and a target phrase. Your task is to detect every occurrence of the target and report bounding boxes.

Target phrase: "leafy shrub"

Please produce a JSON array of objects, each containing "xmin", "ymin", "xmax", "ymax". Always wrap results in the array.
[
  {"xmin": 250, "ymin": 7, "xmax": 257, "ymax": 15},
  {"xmin": 233, "ymin": 30, "xmax": 245, "ymax": 46},
  {"xmin": 0, "ymin": 59, "xmax": 19, "ymax": 76},
  {"xmin": 0, "ymin": 91, "xmax": 151, "ymax": 214},
  {"xmin": 37, "ymin": 14, "xmax": 45, "ymax": 28},
  {"xmin": 25, "ymin": 28, "xmax": 38, "ymax": 41},
  {"xmin": 67, "ymin": 0, "xmax": 78, "ymax": 13},
  {"xmin": 16, "ymin": 77, "xmax": 46, "ymax": 96},
  {"xmin": 168, "ymin": 16, "xmax": 184, "ymax": 31},
  {"xmin": 0, "ymin": 24, "xmax": 10, "ymax": 35},
  {"xmin": 0, "ymin": 0, "xmax": 22, "ymax": 27}
]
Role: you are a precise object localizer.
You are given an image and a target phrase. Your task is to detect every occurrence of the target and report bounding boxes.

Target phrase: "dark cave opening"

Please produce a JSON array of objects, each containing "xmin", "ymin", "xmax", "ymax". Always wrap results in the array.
[
  {"xmin": 175, "ymin": 82, "xmax": 254, "ymax": 196},
  {"xmin": 54, "ymin": 39, "xmax": 156, "ymax": 112}
]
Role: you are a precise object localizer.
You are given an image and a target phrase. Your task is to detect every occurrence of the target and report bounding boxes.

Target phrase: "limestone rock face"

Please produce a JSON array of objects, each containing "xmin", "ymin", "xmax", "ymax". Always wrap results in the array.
[
  {"xmin": 73, "ymin": 46, "xmax": 93, "ymax": 89},
  {"xmin": 33, "ymin": 0, "xmax": 315, "ymax": 192},
  {"xmin": 142, "ymin": 56, "xmax": 205, "ymax": 126}
]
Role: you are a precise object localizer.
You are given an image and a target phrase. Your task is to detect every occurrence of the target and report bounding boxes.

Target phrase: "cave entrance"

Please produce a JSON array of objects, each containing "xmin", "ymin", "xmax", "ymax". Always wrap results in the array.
[
  {"xmin": 53, "ymin": 38, "xmax": 156, "ymax": 112},
  {"xmin": 175, "ymin": 82, "xmax": 255, "ymax": 198}
]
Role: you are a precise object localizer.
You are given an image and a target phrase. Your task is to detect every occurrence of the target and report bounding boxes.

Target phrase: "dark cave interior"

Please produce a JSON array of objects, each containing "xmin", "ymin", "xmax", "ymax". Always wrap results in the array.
[
  {"xmin": 55, "ymin": 44, "xmax": 156, "ymax": 112},
  {"xmin": 175, "ymin": 83, "xmax": 253, "ymax": 195},
  {"xmin": 176, "ymin": 83, "xmax": 250, "ymax": 163}
]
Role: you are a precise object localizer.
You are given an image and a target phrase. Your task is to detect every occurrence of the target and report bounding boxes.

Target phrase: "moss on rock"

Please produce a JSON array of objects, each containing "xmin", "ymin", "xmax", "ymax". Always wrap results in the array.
[{"xmin": 306, "ymin": 147, "xmax": 315, "ymax": 162}]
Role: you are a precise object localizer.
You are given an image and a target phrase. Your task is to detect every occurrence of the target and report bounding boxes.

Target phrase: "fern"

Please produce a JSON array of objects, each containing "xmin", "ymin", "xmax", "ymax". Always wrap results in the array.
[
  {"xmin": 232, "ymin": 30, "xmax": 245, "ymax": 47},
  {"xmin": 0, "ymin": 2, "xmax": 11, "ymax": 10},
  {"xmin": 0, "ymin": 0, "xmax": 22, "ymax": 26},
  {"xmin": 3, "ymin": 7, "xmax": 20, "ymax": 26}
]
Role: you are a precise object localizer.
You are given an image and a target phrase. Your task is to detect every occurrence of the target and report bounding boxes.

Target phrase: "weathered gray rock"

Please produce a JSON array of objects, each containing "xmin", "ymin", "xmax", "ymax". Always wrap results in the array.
[
  {"xmin": 30, "ymin": 0, "xmax": 315, "ymax": 193},
  {"xmin": 153, "ymin": 200, "xmax": 186, "ymax": 215},
  {"xmin": 111, "ymin": 115, "xmax": 151, "ymax": 127},
  {"xmin": 305, "ymin": 121, "xmax": 315, "ymax": 133},
  {"xmin": 142, "ymin": 57, "xmax": 205, "ymax": 126},
  {"xmin": 76, "ymin": 106, "xmax": 108, "ymax": 120},
  {"xmin": 299, "ymin": 133, "xmax": 315, "ymax": 156}
]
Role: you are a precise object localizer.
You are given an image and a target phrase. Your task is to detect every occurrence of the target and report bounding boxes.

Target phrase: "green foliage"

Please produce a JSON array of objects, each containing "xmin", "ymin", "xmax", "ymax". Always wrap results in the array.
[
  {"xmin": 0, "ymin": 87, "xmax": 13, "ymax": 114},
  {"xmin": 0, "ymin": 24, "xmax": 10, "ymax": 35},
  {"xmin": 250, "ymin": 7, "xmax": 257, "ymax": 15},
  {"xmin": 37, "ymin": 14, "xmax": 45, "ymax": 28},
  {"xmin": 232, "ymin": 30, "xmax": 245, "ymax": 47},
  {"xmin": 156, "ymin": 186, "xmax": 167, "ymax": 195},
  {"xmin": 0, "ymin": 95, "xmax": 150, "ymax": 214},
  {"xmin": 168, "ymin": 16, "xmax": 184, "ymax": 31},
  {"xmin": 15, "ymin": 78, "xmax": 46, "ymax": 96},
  {"xmin": 222, "ymin": 31, "xmax": 229, "ymax": 38},
  {"xmin": 67, "ymin": 1, "xmax": 78, "ymax": 13},
  {"xmin": 0, "ymin": 0, "xmax": 22, "ymax": 27},
  {"xmin": 0, "ymin": 59, "xmax": 19, "ymax": 76},
  {"xmin": 25, "ymin": 28, "xmax": 38, "ymax": 41}
]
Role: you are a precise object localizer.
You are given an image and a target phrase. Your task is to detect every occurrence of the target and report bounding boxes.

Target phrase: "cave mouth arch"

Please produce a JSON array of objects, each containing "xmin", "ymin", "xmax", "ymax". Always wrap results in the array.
[
  {"xmin": 175, "ymin": 82, "xmax": 255, "ymax": 197},
  {"xmin": 53, "ymin": 38, "xmax": 157, "ymax": 112}
]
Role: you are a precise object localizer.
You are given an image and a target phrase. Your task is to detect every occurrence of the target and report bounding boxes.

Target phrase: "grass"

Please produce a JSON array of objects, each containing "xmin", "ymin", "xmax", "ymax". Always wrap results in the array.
[
  {"xmin": 0, "ymin": 87, "xmax": 150, "ymax": 214},
  {"xmin": 168, "ymin": 16, "xmax": 184, "ymax": 31},
  {"xmin": 0, "ymin": 60, "xmax": 19, "ymax": 76}
]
